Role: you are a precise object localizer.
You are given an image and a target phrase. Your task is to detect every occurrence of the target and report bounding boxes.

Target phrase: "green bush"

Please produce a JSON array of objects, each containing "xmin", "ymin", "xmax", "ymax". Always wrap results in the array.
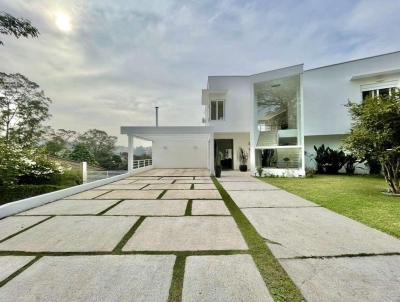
[{"xmin": 0, "ymin": 185, "xmax": 68, "ymax": 205}]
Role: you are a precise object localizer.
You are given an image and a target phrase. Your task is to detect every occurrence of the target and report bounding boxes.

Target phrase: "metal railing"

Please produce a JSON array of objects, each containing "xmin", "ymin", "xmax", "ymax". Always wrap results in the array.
[
  {"xmin": 133, "ymin": 159, "xmax": 153, "ymax": 169},
  {"xmin": 87, "ymin": 170, "xmax": 127, "ymax": 183}
]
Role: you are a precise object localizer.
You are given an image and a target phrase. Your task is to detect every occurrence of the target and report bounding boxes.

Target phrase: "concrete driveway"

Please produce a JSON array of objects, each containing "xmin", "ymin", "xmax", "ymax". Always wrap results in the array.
[
  {"xmin": 219, "ymin": 172, "xmax": 400, "ymax": 302},
  {"xmin": 0, "ymin": 169, "xmax": 273, "ymax": 302}
]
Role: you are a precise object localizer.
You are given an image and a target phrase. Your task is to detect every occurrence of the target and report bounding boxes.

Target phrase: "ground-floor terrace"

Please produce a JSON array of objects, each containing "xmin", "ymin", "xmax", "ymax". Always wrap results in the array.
[{"xmin": 0, "ymin": 168, "xmax": 399, "ymax": 301}]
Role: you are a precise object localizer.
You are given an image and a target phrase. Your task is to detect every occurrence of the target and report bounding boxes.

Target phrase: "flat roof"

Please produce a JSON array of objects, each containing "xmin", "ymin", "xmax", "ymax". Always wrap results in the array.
[{"xmin": 121, "ymin": 126, "xmax": 212, "ymax": 135}]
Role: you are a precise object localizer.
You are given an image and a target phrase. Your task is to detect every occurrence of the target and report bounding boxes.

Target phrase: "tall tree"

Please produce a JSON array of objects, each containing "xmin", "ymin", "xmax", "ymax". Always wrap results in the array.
[
  {"xmin": 344, "ymin": 92, "xmax": 400, "ymax": 193},
  {"xmin": 78, "ymin": 129, "xmax": 117, "ymax": 159},
  {"xmin": 0, "ymin": 73, "xmax": 51, "ymax": 146},
  {"xmin": 0, "ymin": 12, "xmax": 39, "ymax": 45},
  {"xmin": 45, "ymin": 128, "xmax": 78, "ymax": 155}
]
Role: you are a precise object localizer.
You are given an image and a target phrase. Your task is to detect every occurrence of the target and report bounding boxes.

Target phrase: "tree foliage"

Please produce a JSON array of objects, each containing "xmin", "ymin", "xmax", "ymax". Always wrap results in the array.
[
  {"xmin": 0, "ymin": 72, "xmax": 51, "ymax": 146},
  {"xmin": 344, "ymin": 92, "xmax": 400, "ymax": 193},
  {"xmin": 69, "ymin": 143, "xmax": 97, "ymax": 166},
  {"xmin": 0, "ymin": 12, "xmax": 39, "ymax": 45}
]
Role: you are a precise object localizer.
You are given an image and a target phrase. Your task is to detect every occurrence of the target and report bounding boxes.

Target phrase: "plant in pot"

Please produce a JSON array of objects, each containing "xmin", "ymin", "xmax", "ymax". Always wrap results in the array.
[
  {"xmin": 215, "ymin": 152, "xmax": 222, "ymax": 178},
  {"xmin": 238, "ymin": 147, "xmax": 249, "ymax": 172}
]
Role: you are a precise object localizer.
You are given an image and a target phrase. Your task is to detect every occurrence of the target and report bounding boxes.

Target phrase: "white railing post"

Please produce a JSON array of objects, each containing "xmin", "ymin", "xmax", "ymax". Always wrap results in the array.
[{"xmin": 81, "ymin": 162, "xmax": 87, "ymax": 184}]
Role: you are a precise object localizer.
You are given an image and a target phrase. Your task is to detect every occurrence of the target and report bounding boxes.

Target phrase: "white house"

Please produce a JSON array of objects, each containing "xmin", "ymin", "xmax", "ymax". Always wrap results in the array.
[{"xmin": 122, "ymin": 51, "xmax": 400, "ymax": 176}]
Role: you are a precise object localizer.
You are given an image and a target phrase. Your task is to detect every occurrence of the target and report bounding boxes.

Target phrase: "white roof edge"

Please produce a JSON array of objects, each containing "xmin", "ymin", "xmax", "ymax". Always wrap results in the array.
[
  {"xmin": 208, "ymin": 64, "xmax": 304, "ymax": 78},
  {"xmin": 350, "ymin": 68, "xmax": 400, "ymax": 81},
  {"xmin": 121, "ymin": 126, "xmax": 213, "ymax": 135}
]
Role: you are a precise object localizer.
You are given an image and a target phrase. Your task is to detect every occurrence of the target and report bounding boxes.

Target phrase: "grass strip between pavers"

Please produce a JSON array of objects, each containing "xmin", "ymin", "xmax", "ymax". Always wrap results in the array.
[
  {"xmin": 167, "ymin": 255, "xmax": 186, "ymax": 302},
  {"xmin": 113, "ymin": 216, "xmax": 145, "ymax": 252},
  {"xmin": 184, "ymin": 200, "xmax": 192, "ymax": 216},
  {"xmin": 0, "ymin": 256, "xmax": 42, "ymax": 288},
  {"xmin": 212, "ymin": 176, "xmax": 304, "ymax": 302}
]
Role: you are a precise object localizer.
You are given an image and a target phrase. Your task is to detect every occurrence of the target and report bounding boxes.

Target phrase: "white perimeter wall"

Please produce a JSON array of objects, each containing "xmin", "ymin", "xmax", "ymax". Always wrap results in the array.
[
  {"xmin": 214, "ymin": 132, "xmax": 250, "ymax": 170},
  {"xmin": 303, "ymin": 52, "xmax": 400, "ymax": 136},
  {"xmin": 150, "ymin": 134, "xmax": 209, "ymax": 168}
]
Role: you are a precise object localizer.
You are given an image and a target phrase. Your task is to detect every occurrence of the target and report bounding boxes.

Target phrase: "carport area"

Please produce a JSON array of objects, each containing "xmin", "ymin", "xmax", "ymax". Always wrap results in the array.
[{"xmin": 121, "ymin": 126, "xmax": 214, "ymax": 173}]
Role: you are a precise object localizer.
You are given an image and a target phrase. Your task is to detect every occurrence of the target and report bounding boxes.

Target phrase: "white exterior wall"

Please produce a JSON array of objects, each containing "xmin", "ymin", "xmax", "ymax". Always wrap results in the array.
[
  {"xmin": 207, "ymin": 76, "xmax": 252, "ymax": 133},
  {"xmin": 303, "ymin": 52, "xmax": 400, "ymax": 136},
  {"xmin": 214, "ymin": 132, "xmax": 250, "ymax": 170},
  {"xmin": 146, "ymin": 135, "xmax": 209, "ymax": 168}
]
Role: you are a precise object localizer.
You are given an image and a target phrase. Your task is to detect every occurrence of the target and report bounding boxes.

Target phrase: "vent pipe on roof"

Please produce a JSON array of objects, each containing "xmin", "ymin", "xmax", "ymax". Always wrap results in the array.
[{"xmin": 155, "ymin": 106, "xmax": 159, "ymax": 127}]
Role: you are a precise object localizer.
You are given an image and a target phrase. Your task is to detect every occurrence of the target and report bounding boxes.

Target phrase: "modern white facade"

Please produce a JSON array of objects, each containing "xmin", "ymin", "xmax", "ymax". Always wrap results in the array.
[{"xmin": 122, "ymin": 51, "xmax": 400, "ymax": 176}]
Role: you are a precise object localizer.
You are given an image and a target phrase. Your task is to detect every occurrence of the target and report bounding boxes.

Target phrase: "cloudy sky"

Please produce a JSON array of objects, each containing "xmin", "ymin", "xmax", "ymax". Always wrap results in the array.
[{"xmin": 1, "ymin": 0, "xmax": 400, "ymax": 146}]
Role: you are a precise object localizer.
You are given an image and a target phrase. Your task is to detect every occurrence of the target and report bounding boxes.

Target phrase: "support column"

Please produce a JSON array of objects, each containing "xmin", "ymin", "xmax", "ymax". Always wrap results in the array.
[
  {"xmin": 128, "ymin": 135, "xmax": 134, "ymax": 172},
  {"xmin": 209, "ymin": 132, "xmax": 214, "ymax": 175}
]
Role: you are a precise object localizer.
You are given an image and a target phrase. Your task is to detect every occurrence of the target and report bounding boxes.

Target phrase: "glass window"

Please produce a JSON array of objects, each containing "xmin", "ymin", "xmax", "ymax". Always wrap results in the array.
[
  {"xmin": 362, "ymin": 90, "xmax": 373, "ymax": 100},
  {"xmin": 210, "ymin": 100, "xmax": 224, "ymax": 120},
  {"xmin": 379, "ymin": 88, "xmax": 390, "ymax": 98}
]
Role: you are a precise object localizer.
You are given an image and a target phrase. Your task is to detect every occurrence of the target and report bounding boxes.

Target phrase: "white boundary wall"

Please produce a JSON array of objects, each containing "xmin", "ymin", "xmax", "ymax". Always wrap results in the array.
[{"xmin": 0, "ymin": 166, "xmax": 150, "ymax": 219}]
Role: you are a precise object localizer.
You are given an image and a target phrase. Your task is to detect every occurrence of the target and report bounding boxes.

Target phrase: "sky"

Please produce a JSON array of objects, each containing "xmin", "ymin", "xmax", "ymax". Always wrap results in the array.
[{"xmin": 1, "ymin": 0, "xmax": 400, "ymax": 146}]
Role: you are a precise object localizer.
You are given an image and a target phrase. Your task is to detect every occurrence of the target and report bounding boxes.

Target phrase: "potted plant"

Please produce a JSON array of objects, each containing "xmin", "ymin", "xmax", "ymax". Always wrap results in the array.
[
  {"xmin": 215, "ymin": 152, "xmax": 222, "ymax": 178},
  {"xmin": 238, "ymin": 147, "xmax": 249, "ymax": 172}
]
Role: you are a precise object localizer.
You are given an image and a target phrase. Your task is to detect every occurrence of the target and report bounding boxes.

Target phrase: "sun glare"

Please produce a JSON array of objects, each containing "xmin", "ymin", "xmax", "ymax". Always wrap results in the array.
[{"xmin": 55, "ymin": 12, "xmax": 71, "ymax": 32}]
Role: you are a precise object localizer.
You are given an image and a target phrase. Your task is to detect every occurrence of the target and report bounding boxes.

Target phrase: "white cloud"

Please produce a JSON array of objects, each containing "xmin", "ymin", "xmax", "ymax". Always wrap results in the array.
[{"xmin": 1, "ymin": 0, "xmax": 399, "ymax": 145}]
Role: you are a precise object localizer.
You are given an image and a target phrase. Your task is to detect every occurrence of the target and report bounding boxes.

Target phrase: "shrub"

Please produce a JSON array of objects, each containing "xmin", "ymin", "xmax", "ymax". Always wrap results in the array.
[
  {"xmin": 0, "ymin": 140, "xmax": 64, "ymax": 185},
  {"xmin": 0, "ymin": 185, "xmax": 67, "ymax": 205},
  {"xmin": 313, "ymin": 145, "xmax": 346, "ymax": 174}
]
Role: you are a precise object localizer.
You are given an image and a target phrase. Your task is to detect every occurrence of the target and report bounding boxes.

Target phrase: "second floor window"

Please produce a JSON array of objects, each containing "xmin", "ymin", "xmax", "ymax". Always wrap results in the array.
[
  {"xmin": 362, "ymin": 87, "xmax": 398, "ymax": 101},
  {"xmin": 210, "ymin": 100, "xmax": 224, "ymax": 120}
]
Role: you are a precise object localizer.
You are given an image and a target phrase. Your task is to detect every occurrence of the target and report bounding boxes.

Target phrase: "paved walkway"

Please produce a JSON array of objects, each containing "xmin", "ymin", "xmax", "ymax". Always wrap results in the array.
[
  {"xmin": 0, "ymin": 169, "xmax": 273, "ymax": 302},
  {"xmin": 219, "ymin": 172, "xmax": 400, "ymax": 302}
]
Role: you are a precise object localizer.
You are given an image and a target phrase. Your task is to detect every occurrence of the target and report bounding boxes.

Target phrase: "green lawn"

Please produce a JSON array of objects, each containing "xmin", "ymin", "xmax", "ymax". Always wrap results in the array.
[{"xmin": 260, "ymin": 175, "xmax": 400, "ymax": 238}]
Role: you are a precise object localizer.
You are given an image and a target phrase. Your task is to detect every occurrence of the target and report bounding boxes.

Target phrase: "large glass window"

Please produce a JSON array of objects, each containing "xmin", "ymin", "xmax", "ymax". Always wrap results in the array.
[
  {"xmin": 254, "ymin": 74, "xmax": 301, "ymax": 147},
  {"xmin": 362, "ymin": 87, "xmax": 398, "ymax": 101},
  {"xmin": 210, "ymin": 100, "xmax": 224, "ymax": 120}
]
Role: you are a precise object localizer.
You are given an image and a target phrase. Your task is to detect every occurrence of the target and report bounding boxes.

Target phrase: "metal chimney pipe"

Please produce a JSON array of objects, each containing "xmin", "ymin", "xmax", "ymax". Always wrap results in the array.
[{"xmin": 155, "ymin": 106, "xmax": 159, "ymax": 127}]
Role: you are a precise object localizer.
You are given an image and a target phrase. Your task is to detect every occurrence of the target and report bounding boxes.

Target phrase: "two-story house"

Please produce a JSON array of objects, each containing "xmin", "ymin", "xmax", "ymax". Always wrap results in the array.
[{"xmin": 122, "ymin": 51, "xmax": 400, "ymax": 176}]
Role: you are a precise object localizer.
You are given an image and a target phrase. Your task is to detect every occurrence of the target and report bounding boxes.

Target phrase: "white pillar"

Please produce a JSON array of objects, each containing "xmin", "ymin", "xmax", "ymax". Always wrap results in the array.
[
  {"xmin": 209, "ymin": 132, "xmax": 214, "ymax": 175},
  {"xmin": 128, "ymin": 135, "xmax": 134, "ymax": 172},
  {"xmin": 81, "ymin": 161, "xmax": 87, "ymax": 184}
]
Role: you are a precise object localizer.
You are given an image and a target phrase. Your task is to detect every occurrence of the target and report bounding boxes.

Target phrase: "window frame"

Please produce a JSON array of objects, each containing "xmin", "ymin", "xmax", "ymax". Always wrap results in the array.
[
  {"xmin": 210, "ymin": 99, "xmax": 225, "ymax": 121},
  {"xmin": 361, "ymin": 81, "xmax": 399, "ymax": 101}
]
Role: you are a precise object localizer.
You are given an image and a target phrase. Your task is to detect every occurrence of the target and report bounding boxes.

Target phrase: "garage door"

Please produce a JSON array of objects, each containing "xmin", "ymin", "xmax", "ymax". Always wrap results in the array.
[{"xmin": 152, "ymin": 136, "xmax": 208, "ymax": 168}]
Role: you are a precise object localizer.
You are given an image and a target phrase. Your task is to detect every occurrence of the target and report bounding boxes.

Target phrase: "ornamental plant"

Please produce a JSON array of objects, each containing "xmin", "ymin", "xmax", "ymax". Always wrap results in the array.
[{"xmin": 344, "ymin": 92, "xmax": 400, "ymax": 193}]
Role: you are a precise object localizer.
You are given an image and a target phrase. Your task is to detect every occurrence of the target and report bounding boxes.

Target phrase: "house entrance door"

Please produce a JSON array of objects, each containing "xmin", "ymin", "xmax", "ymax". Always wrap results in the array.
[{"xmin": 214, "ymin": 139, "xmax": 234, "ymax": 170}]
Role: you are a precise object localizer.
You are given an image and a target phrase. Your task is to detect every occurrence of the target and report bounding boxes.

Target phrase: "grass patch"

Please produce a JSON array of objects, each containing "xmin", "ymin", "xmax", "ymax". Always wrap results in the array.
[
  {"xmin": 184, "ymin": 200, "xmax": 192, "ymax": 216},
  {"xmin": 212, "ymin": 177, "xmax": 304, "ymax": 302},
  {"xmin": 260, "ymin": 175, "xmax": 400, "ymax": 238},
  {"xmin": 113, "ymin": 216, "xmax": 145, "ymax": 252}
]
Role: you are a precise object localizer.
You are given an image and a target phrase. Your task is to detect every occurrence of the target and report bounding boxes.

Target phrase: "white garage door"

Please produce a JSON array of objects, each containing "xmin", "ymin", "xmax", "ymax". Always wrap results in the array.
[{"xmin": 152, "ymin": 136, "xmax": 208, "ymax": 168}]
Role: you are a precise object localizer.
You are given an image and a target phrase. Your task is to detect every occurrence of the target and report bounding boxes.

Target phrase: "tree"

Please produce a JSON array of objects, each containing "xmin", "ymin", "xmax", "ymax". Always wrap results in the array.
[
  {"xmin": 78, "ymin": 129, "xmax": 117, "ymax": 160},
  {"xmin": 0, "ymin": 73, "xmax": 51, "ymax": 146},
  {"xmin": 344, "ymin": 92, "xmax": 400, "ymax": 193},
  {"xmin": 69, "ymin": 143, "xmax": 97, "ymax": 166},
  {"xmin": 44, "ymin": 128, "xmax": 78, "ymax": 156},
  {"xmin": 0, "ymin": 12, "xmax": 39, "ymax": 45}
]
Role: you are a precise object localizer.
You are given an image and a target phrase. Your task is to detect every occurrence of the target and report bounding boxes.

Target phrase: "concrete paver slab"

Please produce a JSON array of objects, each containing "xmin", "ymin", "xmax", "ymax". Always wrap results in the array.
[
  {"xmin": 182, "ymin": 255, "xmax": 273, "ymax": 302},
  {"xmin": 160, "ymin": 177, "xmax": 194, "ymax": 180},
  {"xmin": 96, "ymin": 183, "xmax": 147, "ymax": 190},
  {"xmin": 143, "ymin": 183, "xmax": 191, "ymax": 190},
  {"xmin": 0, "ymin": 216, "xmax": 138, "ymax": 252},
  {"xmin": 0, "ymin": 256, "xmax": 35, "ymax": 282},
  {"xmin": 280, "ymin": 256, "xmax": 400, "ymax": 302},
  {"xmin": 243, "ymin": 207, "xmax": 400, "ymax": 257},
  {"xmin": 105, "ymin": 199, "xmax": 187, "ymax": 216},
  {"xmin": 191, "ymin": 200, "xmax": 230, "ymax": 215},
  {"xmin": 110, "ymin": 179, "xmax": 136, "ymax": 184},
  {"xmin": 221, "ymin": 181, "xmax": 278, "ymax": 191},
  {"xmin": 65, "ymin": 189, "xmax": 110, "ymax": 199},
  {"xmin": 123, "ymin": 216, "xmax": 247, "ymax": 251},
  {"xmin": 126, "ymin": 176, "xmax": 160, "ymax": 180},
  {"xmin": 0, "ymin": 255, "xmax": 175, "ymax": 302},
  {"xmin": 194, "ymin": 184, "xmax": 216, "ymax": 190},
  {"xmin": 163, "ymin": 190, "xmax": 221, "ymax": 200},
  {"xmin": 195, "ymin": 176, "xmax": 211, "ymax": 180},
  {"xmin": 229, "ymin": 190, "xmax": 318, "ymax": 208},
  {"xmin": 96, "ymin": 190, "xmax": 163, "ymax": 200},
  {"xmin": 219, "ymin": 177, "xmax": 259, "ymax": 182},
  {"xmin": 133, "ymin": 179, "xmax": 174, "ymax": 184},
  {"xmin": 175, "ymin": 179, "xmax": 213, "ymax": 184},
  {"xmin": 19, "ymin": 199, "xmax": 119, "ymax": 215},
  {"xmin": 0, "ymin": 216, "xmax": 49, "ymax": 241}
]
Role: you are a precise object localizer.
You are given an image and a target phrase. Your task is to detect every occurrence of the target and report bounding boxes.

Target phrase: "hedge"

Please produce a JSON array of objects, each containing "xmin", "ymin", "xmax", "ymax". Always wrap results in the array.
[{"xmin": 0, "ymin": 185, "xmax": 69, "ymax": 206}]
